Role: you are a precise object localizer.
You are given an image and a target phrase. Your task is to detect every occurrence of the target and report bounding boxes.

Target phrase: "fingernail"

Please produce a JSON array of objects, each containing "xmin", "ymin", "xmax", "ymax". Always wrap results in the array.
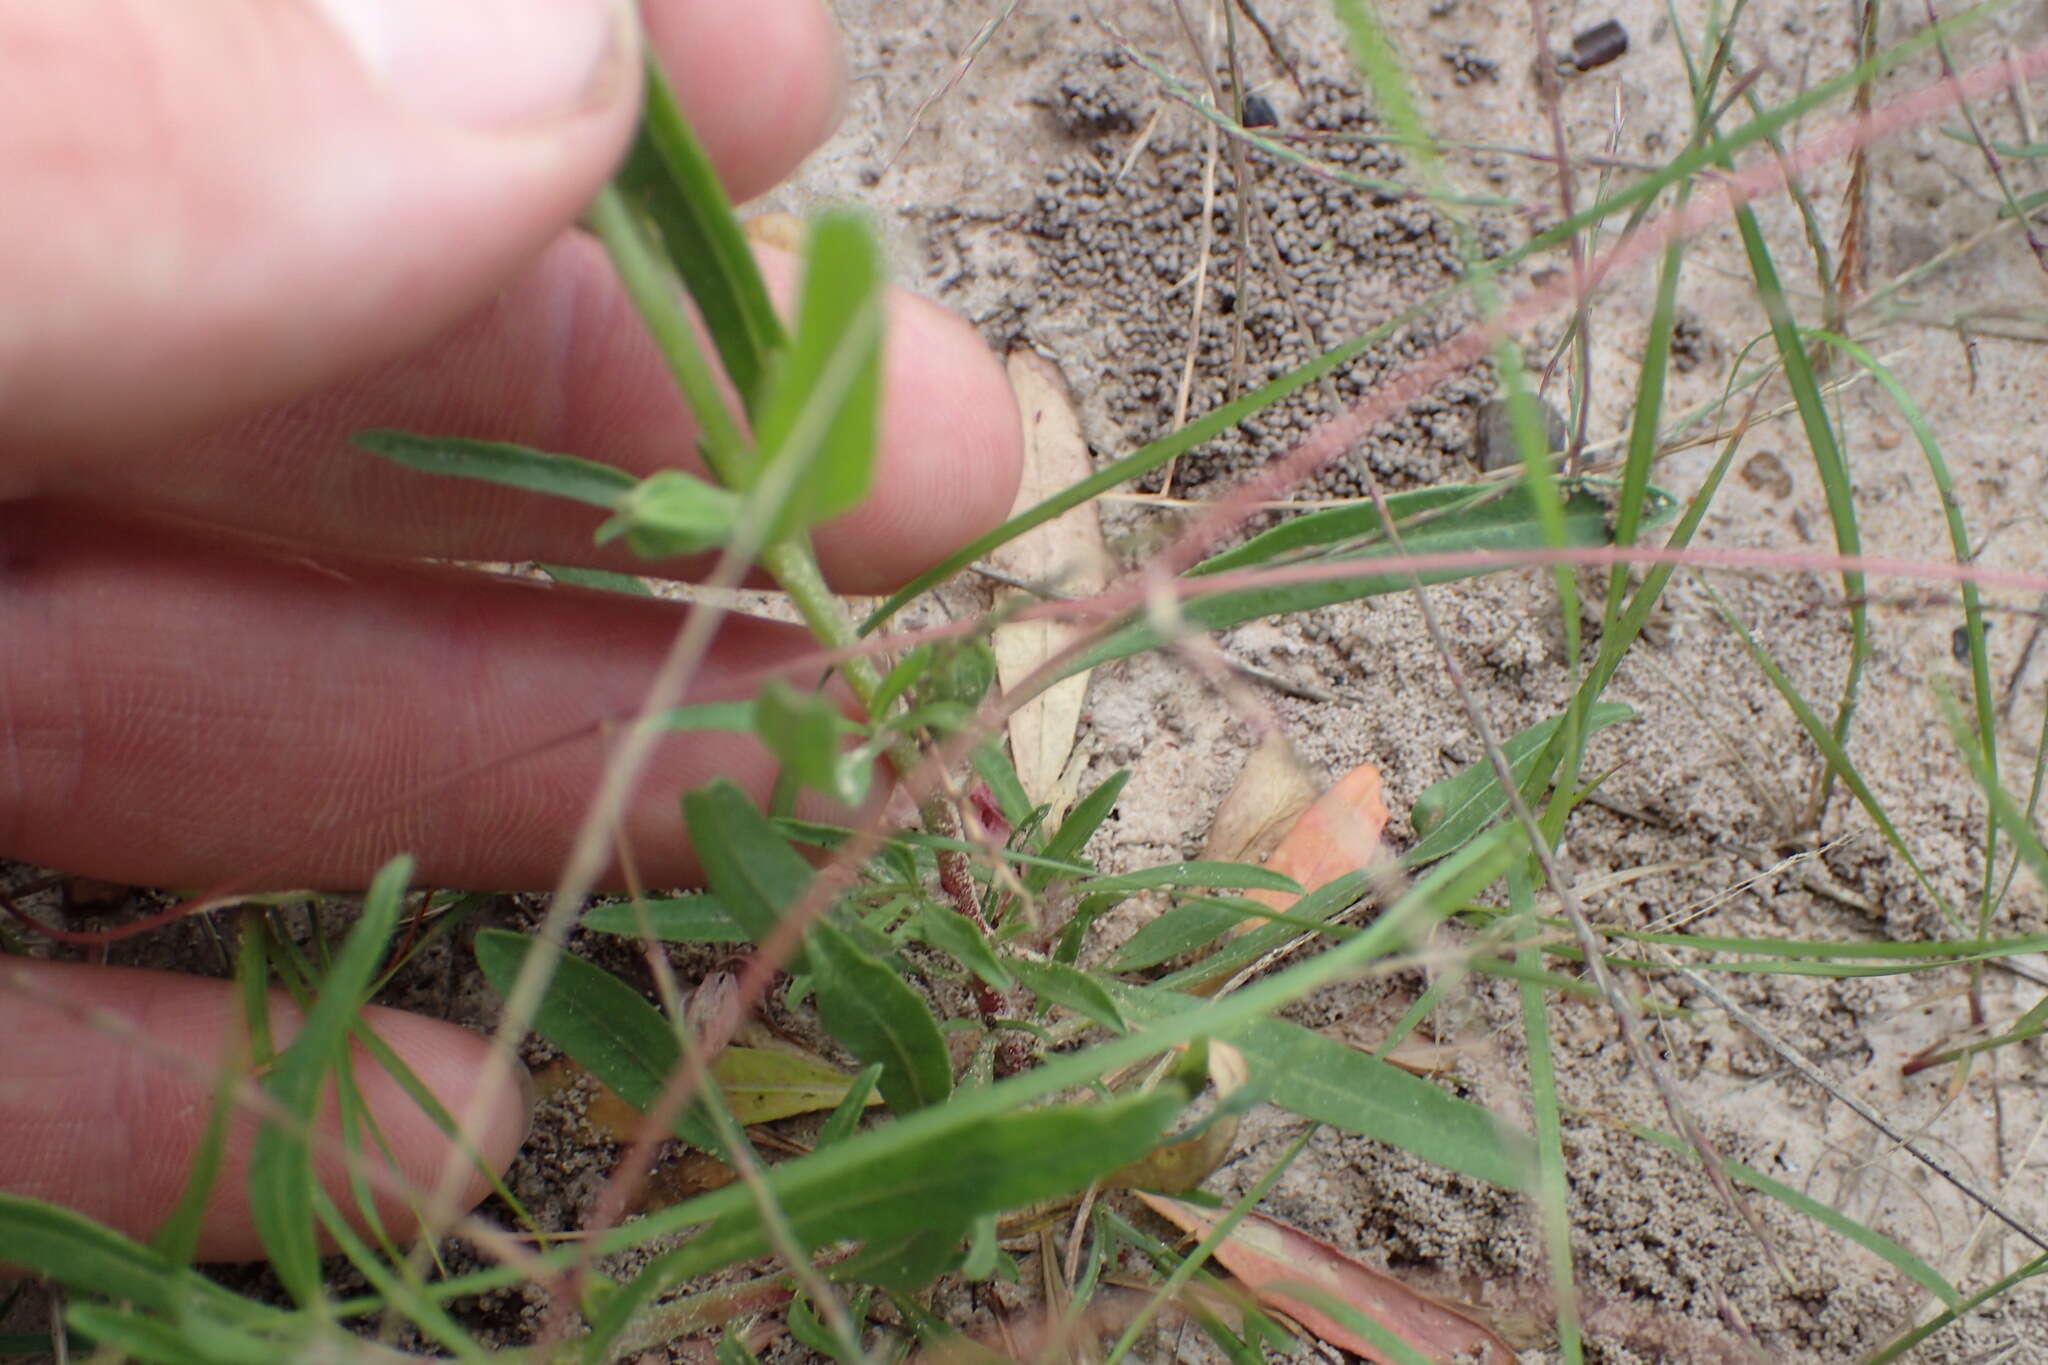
[{"xmin": 313, "ymin": 0, "xmax": 634, "ymax": 131}]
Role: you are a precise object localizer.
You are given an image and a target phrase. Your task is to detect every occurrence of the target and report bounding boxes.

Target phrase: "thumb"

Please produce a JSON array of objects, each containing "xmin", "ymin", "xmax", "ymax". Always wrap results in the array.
[{"xmin": 0, "ymin": 0, "xmax": 639, "ymax": 455}]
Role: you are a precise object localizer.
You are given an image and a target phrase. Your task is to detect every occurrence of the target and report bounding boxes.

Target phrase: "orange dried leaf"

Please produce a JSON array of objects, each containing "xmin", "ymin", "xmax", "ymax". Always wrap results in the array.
[
  {"xmin": 1137, "ymin": 1194, "xmax": 1519, "ymax": 1365},
  {"xmin": 1252, "ymin": 761, "xmax": 1389, "ymax": 908},
  {"xmin": 1186, "ymin": 759, "xmax": 1389, "ymax": 992}
]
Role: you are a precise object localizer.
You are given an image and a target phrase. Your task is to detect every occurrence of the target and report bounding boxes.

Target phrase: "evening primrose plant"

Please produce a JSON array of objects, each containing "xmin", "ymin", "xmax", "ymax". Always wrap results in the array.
[{"xmin": 9, "ymin": 5, "xmax": 2048, "ymax": 1362}]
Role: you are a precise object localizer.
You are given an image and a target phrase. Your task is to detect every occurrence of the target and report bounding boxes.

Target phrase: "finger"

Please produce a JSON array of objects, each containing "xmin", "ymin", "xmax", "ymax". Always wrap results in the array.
[
  {"xmin": 0, "ymin": 509, "xmax": 844, "ymax": 891},
  {"xmin": 0, "ymin": 0, "xmax": 844, "ymax": 456},
  {"xmin": 0, "ymin": 960, "xmax": 529, "ymax": 1264},
  {"xmin": 38, "ymin": 236, "xmax": 1025, "ymax": 595}
]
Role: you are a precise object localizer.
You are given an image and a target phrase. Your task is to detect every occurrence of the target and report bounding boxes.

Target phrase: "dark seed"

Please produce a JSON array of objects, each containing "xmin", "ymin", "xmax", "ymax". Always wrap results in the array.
[
  {"xmin": 1240, "ymin": 92, "xmax": 1278, "ymax": 128},
  {"xmin": 1953, "ymin": 622, "xmax": 1992, "ymax": 663},
  {"xmin": 1571, "ymin": 19, "xmax": 1629, "ymax": 71}
]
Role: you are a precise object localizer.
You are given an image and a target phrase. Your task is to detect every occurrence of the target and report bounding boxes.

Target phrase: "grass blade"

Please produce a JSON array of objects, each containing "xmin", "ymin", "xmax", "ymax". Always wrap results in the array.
[
  {"xmin": 246, "ymin": 855, "xmax": 411, "ymax": 1305},
  {"xmin": 1071, "ymin": 481, "xmax": 1673, "ymax": 674},
  {"xmin": 1408, "ymin": 703, "xmax": 1637, "ymax": 865}
]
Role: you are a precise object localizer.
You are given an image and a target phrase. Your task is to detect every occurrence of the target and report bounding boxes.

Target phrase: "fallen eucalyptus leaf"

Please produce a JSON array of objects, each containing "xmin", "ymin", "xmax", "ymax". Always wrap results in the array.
[
  {"xmin": 993, "ymin": 348, "xmax": 1112, "ymax": 806},
  {"xmin": 1185, "ymin": 760, "xmax": 1390, "ymax": 992},
  {"xmin": 1137, "ymin": 1195, "xmax": 1520, "ymax": 1364}
]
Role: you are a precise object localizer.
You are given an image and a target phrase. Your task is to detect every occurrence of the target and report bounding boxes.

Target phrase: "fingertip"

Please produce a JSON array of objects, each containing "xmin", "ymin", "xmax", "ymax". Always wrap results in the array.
[
  {"xmin": 345, "ymin": 1004, "xmax": 531, "ymax": 1216},
  {"xmin": 0, "ymin": 962, "xmax": 527, "ymax": 1265},
  {"xmin": 643, "ymin": 0, "xmax": 845, "ymax": 203}
]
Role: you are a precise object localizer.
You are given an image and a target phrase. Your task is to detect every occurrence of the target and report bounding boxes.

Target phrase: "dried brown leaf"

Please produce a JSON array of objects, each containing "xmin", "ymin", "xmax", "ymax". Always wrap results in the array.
[
  {"xmin": 741, "ymin": 211, "xmax": 804, "ymax": 254},
  {"xmin": 1200, "ymin": 733, "xmax": 1320, "ymax": 866},
  {"xmin": 992, "ymin": 348, "xmax": 1112, "ymax": 805},
  {"xmin": 1136, "ymin": 1194, "xmax": 1520, "ymax": 1365}
]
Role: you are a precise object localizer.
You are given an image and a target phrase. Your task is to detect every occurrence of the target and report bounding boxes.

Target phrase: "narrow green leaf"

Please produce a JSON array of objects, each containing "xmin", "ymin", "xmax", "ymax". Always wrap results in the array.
[
  {"xmin": 683, "ymin": 780, "xmax": 815, "ymax": 970},
  {"xmin": 581, "ymin": 895, "xmax": 748, "ymax": 944},
  {"xmin": 716, "ymin": 1047, "xmax": 866, "ymax": 1127},
  {"xmin": 1072, "ymin": 481, "xmax": 1674, "ymax": 675},
  {"xmin": 538, "ymin": 564, "xmax": 654, "ymax": 596},
  {"xmin": 64, "ymin": 1305, "xmax": 230, "ymax": 1365},
  {"xmin": 1408, "ymin": 703, "xmax": 1637, "ymax": 865},
  {"xmin": 618, "ymin": 61, "xmax": 785, "ymax": 406},
  {"xmin": 662, "ymin": 702, "xmax": 758, "ymax": 733},
  {"xmin": 1009, "ymin": 959, "xmax": 1126, "ymax": 1031},
  {"xmin": 352, "ymin": 430, "xmax": 633, "ymax": 510},
  {"xmin": 873, "ymin": 644, "xmax": 935, "ymax": 715},
  {"xmin": 971, "ymin": 738, "xmax": 1036, "ymax": 828},
  {"xmin": 857, "ymin": 10, "xmax": 1994, "ymax": 639},
  {"xmin": 377, "ymin": 831, "xmax": 1527, "ymax": 1326},
  {"xmin": 1713, "ymin": 592, "xmax": 1949, "ymax": 923},
  {"xmin": 818, "ymin": 1064, "xmax": 883, "ymax": 1149},
  {"xmin": 917, "ymin": 905, "xmax": 1015, "ymax": 990},
  {"xmin": 154, "ymin": 930, "xmax": 268, "ymax": 1267},
  {"xmin": 1628, "ymin": 1122, "xmax": 1958, "ymax": 1306},
  {"xmin": 473, "ymin": 930, "xmax": 718, "ymax": 1151},
  {"xmin": 247, "ymin": 854, "xmax": 411, "ymax": 1304},
  {"xmin": 1109, "ymin": 898, "xmax": 1258, "ymax": 971},
  {"xmin": 1152, "ymin": 870, "xmax": 1374, "ymax": 991},
  {"xmin": 1867, "ymin": 1252, "xmax": 2048, "ymax": 1365},
  {"xmin": 0, "ymin": 1197, "xmax": 183, "ymax": 1312},
  {"xmin": 716, "ymin": 1327, "xmax": 765, "ymax": 1365},
  {"xmin": 1029, "ymin": 769, "xmax": 1130, "ymax": 890},
  {"xmin": 753, "ymin": 679, "xmax": 871, "ymax": 806},
  {"xmin": 1113, "ymin": 985, "xmax": 1532, "ymax": 1190},
  {"xmin": 1073, "ymin": 862, "xmax": 1303, "ymax": 897},
  {"xmin": 588, "ymin": 1089, "xmax": 1187, "ymax": 1353},
  {"xmin": 807, "ymin": 922, "xmax": 953, "ymax": 1115}
]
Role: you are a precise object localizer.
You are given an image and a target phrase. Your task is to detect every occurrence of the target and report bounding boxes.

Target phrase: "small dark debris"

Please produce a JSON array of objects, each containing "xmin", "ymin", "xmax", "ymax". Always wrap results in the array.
[
  {"xmin": 1441, "ymin": 44, "xmax": 1499, "ymax": 85},
  {"xmin": 1740, "ymin": 451, "xmax": 1793, "ymax": 500},
  {"xmin": 62, "ymin": 876, "xmax": 132, "ymax": 915},
  {"xmin": 1240, "ymin": 92, "xmax": 1278, "ymax": 128},
  {"xmin": 1953, "ymin": 622, "xmax": 1992, "ymax": 663},
  {"xmin": 1569, "ymin": 19, "xmax": 1629, "ymax": 72},
  {"xmin": 1670, "ymin": 311, "xmax": 1713, "ymax": 374}
]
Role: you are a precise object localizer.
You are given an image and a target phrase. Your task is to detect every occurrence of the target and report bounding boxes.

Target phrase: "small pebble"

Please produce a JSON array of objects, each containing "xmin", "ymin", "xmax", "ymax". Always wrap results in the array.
[
  {"xmin": 1240, "ymin": 92, "xmax": 1278, "ymax": 128},
  {"xmin": 1570, "ymin": 19, "xmax": 1629, "ymax": 72},
  {"xmin": 1474, "ymin": 396, "xmax": 1569, "ymax": 471}
]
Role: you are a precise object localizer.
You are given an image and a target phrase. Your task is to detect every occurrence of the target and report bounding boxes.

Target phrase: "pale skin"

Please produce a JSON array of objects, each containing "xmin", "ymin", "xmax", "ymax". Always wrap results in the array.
[{"xmin": 0, "ymin": 0, "xmax": 1023, "ymax": 1261}]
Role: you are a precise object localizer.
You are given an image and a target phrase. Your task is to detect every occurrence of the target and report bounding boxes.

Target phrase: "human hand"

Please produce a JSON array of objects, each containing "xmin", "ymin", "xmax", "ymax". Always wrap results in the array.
[{"xmin": 0, "ymin": 0, "xmax": 1022, "ymax": 1261}]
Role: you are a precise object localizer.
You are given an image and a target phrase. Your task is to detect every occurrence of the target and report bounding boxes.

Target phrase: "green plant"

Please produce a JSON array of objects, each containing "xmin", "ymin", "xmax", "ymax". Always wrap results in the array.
[{"xmin": 12, "ymin": 4, "xmax": 2048, "ymax": 1362}]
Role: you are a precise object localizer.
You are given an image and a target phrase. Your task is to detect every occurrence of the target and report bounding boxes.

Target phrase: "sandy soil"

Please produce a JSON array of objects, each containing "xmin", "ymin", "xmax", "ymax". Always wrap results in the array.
[{"xmin": 756, "ymin": 1, "xmax": 2048, "ymax": 1360}]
